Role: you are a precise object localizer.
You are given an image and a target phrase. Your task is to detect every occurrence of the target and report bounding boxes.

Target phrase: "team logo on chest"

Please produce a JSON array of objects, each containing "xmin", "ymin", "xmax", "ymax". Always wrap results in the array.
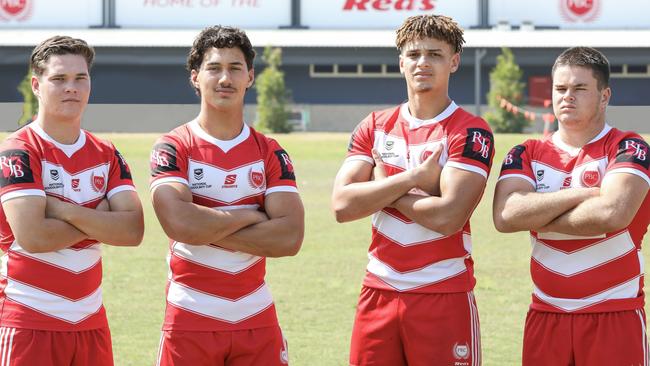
[
  {"xmin": 581, "ymin": 169, "xmax": 601, "ymax": 187},
  {"xmin": 385, "ymin": 140, "xmax": 394, "ymax": 151},
  {"xmin": 248, "ymin": 167, "xmax": 265, "ymax": 189},
  {"xmin": 50, "ymin": 169, "xmax": 60, "ymax": 181},
  {"xmin": 91, "ymin": 172, "xmax": 106, "ymax": 193},
  {"xmin": 536, "ymin": 169, "xmax": 545, "ymax": 181},
  {"xmin": 194, "ymin": 168, "xmax": 204, "ymax": 180}
]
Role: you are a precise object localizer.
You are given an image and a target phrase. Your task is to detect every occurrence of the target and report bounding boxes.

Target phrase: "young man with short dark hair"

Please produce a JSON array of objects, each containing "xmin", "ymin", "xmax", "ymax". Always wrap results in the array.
[{"xmin": 150, "ymin": 26, "xmax": 304, "ymax": 366}]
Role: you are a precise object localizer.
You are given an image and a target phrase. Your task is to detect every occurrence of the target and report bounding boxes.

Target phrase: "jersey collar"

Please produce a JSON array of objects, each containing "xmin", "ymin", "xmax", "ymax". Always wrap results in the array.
[
  {"xmin": 399, "ymin": 101, "xmax": 458, "ymax": 129},
  {"xmin": 189, "ymin": 120, "xmax": 250, "ymax": 153},
  {"xmin": 552, "ymin": 123, "xmax": 612, "ymax": 156},
  {"xmin": 29, "ymin": 123, "xmax": 87, "ymax": 158}
]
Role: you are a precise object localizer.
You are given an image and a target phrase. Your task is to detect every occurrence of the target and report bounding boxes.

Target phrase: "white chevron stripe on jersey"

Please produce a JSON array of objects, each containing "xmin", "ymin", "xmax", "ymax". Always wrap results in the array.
[
  {"xmin": 536, "ymin": 232, "xmax": 606, "ymax": 240},
  {"xmin": 167, "ymin": 281, "xmax": 274, "ymax": 323},
  {"xmin": 172, "ymin": 242, "xmax": 263, "ymax": 274},
  {"xmin": 41, "ymin": 160, "xmax": 109, "ymax": 205},
  {"xmin": 4, "ymin": 279, "xmax": 103, "ymax": 323},
  {"xmin": 8, "ymin": 242, "xmax": 101, "ymax": 274},
  {"xmin": 533, "ymin": 276, "xmax": 641, "ymax": 312},
  {"xmin": 187, "ymin": 159, "xmax": 266, "ymax": 204},
  {"xmin": 532, "ymin": 231, "xmax": 636, "ymax": 276},
  {"xmin": 372, "ymin": 131, "xmax": 449, "ymax": 170},
  {"xmin": 372, "ymin": 211, "xmax": 446, "ymax": 246},
  {"xmin": 366, "ymin": 254, "xmax": 468, "ymax": 291}
]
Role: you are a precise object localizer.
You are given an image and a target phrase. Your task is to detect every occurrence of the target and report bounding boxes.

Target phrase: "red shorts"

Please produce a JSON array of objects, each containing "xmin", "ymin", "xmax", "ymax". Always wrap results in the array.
[
  {"xmin": 156, "ymin": 325, "xmax": 289, "ymax": 366},
  {"xmin": 523, "ymin": 309, "xmax": 649, "ymax": 366},
  {"xmin": 350, "ymin": 286, "xmax": 481, "ymax": 366},
  {"xmin": 0, "ymin": 326, "xmax": 113, "ymax": 366}
]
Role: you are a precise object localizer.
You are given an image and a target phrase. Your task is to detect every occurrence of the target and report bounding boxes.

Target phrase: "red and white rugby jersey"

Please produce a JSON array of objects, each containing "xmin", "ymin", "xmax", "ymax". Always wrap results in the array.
[
  {"xmin": 0, "ymin": 122, "xmax": 136, "ymax": 331},
  {"xmin": 499, "ymin": 125, "xmax": 650, "ymax": 313},
  {"xmin": 346, "ymin": 102, "xmax": 495, "ymax": 294},
  {"xmin": 150, "ymin": 121, "xmax": 298, "ymax": 331}
]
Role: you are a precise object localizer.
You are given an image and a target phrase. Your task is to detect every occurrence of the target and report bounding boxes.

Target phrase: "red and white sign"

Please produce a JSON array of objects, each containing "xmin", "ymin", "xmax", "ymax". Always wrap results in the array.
[
  {"xmin": 115, "ymin": 0, "xmax": 290, "ymax": 28},
  {"xmin": 489, "ymin": 0, "xmax": 647, "ymax": 29},
  {"xmin": 302, "ymin": 0, "xmax": 478, "ymax": 29},
  {"xmin": 0, "ymin": 0, "xmax": 102, "ymax": 27}
]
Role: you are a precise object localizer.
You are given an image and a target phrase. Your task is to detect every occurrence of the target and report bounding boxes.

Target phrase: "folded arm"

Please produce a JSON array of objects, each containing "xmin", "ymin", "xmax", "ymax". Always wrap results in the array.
[
  {"xmin": 151, "ymin": 183, "xmax": 268, "ymax": 245},
  {"xmin": 493, "ymin": 177, "xmax": 599, "ymax": 233},
  {"xmin": 3, "ymin": 196, "xmax": 88, "ymax": 253},
  {"xmin": 539, "ymin": 173, "xmax": 648, "ymax": 236},
  {"xmin": 46, "ymin": 190, "xmax": 145, "ymax": 247},
  {"xmin": 214, "ymin": 191, "xmax": 305, "ymax": 258}
]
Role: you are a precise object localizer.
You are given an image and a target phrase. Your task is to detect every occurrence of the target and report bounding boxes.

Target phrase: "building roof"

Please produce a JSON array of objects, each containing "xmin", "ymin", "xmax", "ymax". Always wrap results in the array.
[{"xmin": 2, "ymin": 28, "xmax": 650, "ymax": 49}]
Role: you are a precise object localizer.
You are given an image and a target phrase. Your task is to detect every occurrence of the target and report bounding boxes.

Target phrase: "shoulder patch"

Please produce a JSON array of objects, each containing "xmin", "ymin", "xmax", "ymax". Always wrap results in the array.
[
  {"xmin": 615, "ymin": 138, "xmax": 649, "ymax": 169},
  {"xmin": 462, "ymin": 128, "xmax": 494, "ymax": 167},
  {"xmin": 114, "ymin": 150, "xmax": 132, "ymax": 180},
  {"xmin": 0, "ymin": 149, "xmax": 35, "ymax": 187},
  {"xmin": 150, "ymin": 142, "xmax": 180, "ymax": 176},
  {"xmin": 274, "ymin": 149, "xmax": 296, "ymax": 180},
  {"xmin": 501, "ymin": 145, "xmax": 526, "ymax": 171}
]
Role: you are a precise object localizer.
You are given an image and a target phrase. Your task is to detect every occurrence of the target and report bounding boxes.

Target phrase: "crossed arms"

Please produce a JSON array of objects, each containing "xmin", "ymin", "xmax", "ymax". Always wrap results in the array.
[
  {"xmin": 331, "ymin": 148, "xmax": 488, "ymax": 236},
  {"xmin": 493, "ymin": 173, "xmax": 648, "ymax": 236},
  {"xmin": 151, "ymin": 182, "xmax": 304, "ymax": 258},
  {"xmin": 3, "ymin": 190, "xmax": 144, "ymax": 253}
]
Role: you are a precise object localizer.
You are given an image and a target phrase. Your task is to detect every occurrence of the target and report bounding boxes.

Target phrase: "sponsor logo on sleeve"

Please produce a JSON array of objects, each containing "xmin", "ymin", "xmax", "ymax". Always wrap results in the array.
[
  {"xmin": 462, "ymin": 128, "xmax": 494, "ymax": 167},
  {"xmin": 150, "ymin": 142, "xmax": 179, "ymax": 175},
  {"xmin": 501, "ymin": 145, "xmax": 526, "ymax": 171},
  {"xmin": 0, "ymin": 149, "xmax": 34, "ymax": 187},
  {"xmin": 274, "ymin": 149, "xmax": 296, "ymax": 181},
  {"xmin": 615, "ymin": 138, "xmax": 649, "ymax": 169},
  {"xmin": 115, "ymin": 150, "xmax": 132, "ymax": 180}
]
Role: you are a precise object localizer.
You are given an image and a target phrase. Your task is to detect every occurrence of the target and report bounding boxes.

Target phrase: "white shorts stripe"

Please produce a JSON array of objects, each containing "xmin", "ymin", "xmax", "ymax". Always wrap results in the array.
[
  {"xmin": 0, "ymin": 327, "xmax": 6, "ymax": 366},
  {"xmin": 155, "ymin": 331, "xmax": 165, "ymax": 366},
  {"xmin": 4, "ymin": 328, "xmax": 14, "ymax": 366},
  {"xmin": 636, "ymin": 310, "xmax": 649, "ymax": 366}
]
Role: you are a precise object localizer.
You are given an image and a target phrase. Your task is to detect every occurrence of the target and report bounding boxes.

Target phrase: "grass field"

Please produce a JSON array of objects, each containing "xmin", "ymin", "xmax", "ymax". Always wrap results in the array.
[{"xmin": 19, "ymin": 132, "xmax": 650, "ymax": 365}]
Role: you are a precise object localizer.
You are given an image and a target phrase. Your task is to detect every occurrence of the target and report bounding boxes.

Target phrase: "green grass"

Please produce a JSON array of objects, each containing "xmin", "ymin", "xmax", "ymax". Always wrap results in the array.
[{"xmin": 3, "ymin": 132, "xmax": 649, "ymax": 365}]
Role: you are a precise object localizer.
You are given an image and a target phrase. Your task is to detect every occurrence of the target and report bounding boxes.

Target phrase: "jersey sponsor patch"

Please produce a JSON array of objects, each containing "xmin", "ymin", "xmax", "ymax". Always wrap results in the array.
[
  {"xmin": 615, "ymin": 138, "xmax": 649, "ymax": 169},
  {"xmin": 274, "ymin": 149, "xmax": 295, "ymax": 181},
  {"xmin": 462, "ymin": 128, "xmax": 494, "ymax": 167},
  {"xmin": 115, "ymin": 150, "xmax": 132, "ymax": 180},
  {"xmin": 501, "ymin": 145, "xmax": 526, "ymax": 171},
  {"xmin": 0, "ymin": 149, "xmax": 35, "ymax": 187},
  {"xmin": 150, "ymin": 142, "xmax": 179, "ymax": 175}
]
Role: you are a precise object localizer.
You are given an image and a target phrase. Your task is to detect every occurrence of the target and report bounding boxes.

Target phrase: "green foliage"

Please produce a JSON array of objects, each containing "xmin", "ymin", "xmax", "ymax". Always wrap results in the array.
[
  {"xmin": 484, "ymin": 48, "xmax": 528, "ymax": 133},
  {"xmin": 255, "ymin": 46, "xmax": 292, "ymax": 133},
  {"xmin": 17, "ymin": 67, "xmax": 38, "ymax": 126}
]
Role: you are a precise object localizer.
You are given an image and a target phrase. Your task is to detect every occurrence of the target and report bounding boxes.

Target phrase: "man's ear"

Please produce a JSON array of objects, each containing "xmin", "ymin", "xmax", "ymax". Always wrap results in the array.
[
  {"xmin": 31, "ymin": 75, "xmax": 40, "ymax": 98},
  {"xmin": 247, "ymin": 67, "xmax": 255, "ymax": 89},
  {"xmin": 450, "ymin": 53, "xmax": 460, "ymax": 73},
  {"xmin": 190, "ymin": 69, "xmax": 200, "ymax": 90}
]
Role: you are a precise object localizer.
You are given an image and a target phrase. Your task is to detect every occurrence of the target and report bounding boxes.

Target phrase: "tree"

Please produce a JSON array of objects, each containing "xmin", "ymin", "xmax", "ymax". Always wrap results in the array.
[
  {"xmin": 484, "ymin": 47, "xmax": 528, "ymax": 133},
  {"xmin": 17, "ymin": 67, "xmax": 38, "ymax": 126},
  {"xmin": 255, "ymin": 46, "xmax": 292, "ymax": 133}
]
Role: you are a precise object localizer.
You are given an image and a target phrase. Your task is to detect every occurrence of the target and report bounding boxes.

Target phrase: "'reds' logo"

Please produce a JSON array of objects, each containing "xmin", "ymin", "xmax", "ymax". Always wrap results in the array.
[{"xmin": 343, "ymin": 0, "xmax": 435, "ymax": 11}]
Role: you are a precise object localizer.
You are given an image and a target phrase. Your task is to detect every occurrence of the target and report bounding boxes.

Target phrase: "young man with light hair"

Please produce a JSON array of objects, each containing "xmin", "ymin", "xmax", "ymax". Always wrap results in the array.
[
  {"xmin": 332, "ymin": 15, "xmax": 494, "ymax": 365},
  {"xmin": 493, "ymin": 46, "xmax": 650, "ymax": 365},
  {"xmin": 0, "ymin": 35, "xmax": 144, "ymax": 365},
  {"xmin": 150, "ymin": 26, "xmax": 304, "ymax": 365}
]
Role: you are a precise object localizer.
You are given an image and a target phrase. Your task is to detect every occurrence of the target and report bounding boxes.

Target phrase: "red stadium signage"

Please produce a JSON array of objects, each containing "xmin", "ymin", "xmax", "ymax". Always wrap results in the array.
[
  {"xmin": 559, "ymin": 0, "xmax": 600, "ymax": 22},
  {"xmin": 0, "ymin": 0, "xmax": 33, "ymax": 22},
  {"xmin": 342, "ymin": 0, "xmax": 436, "ymax": 11}
]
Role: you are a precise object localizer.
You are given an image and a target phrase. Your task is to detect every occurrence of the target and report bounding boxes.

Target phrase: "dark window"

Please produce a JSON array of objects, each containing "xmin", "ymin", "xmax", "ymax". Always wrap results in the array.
[
  {"xmin": 313, "ymin": 65, "xmax": 334, "ymax": 73},
  {"xmin": 386, "ymin": 64, "xmax": 401, "ymax": 73},
  {"xmin": 362, "ymin": 65, "xmax": 382, "ymax": 73},
  {"xmin": 338, "ymin": 64, "xmax": 358, "ymax": 73},
  {"xmin": 610, "ymin": 65, "xmax": 624, "ymax": 74},
  {"xmin": 627, "ymin": 65, "xmax": 648, "ymax": 74}
]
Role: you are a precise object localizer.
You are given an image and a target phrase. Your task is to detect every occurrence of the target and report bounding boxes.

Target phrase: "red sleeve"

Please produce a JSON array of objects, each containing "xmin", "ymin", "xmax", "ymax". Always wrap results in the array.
[
  {"xmin": 498, "ymin": 140, "xmax": 536, "ymax": 188},
  {"xmin": 264, "ymin": 139, "xmax": 298, "ymax": 194},
  {"xmin": 106, "ymin": 144, "xmax": 135, "ymax": 199},
  {"xmin": 149, "ymin": 133, "xmax": 189, "ymax": 189},
  {"xmin": 605, "ymin": 133, "xmax": 650, "ymax": 185},
  {"xmin": 445, "ymin": 118, "xmax": 494, "ymax": 178},
  {"xmin": 345, "ymin": 113, "xmax": 375, "ymax": 165},
  {"xmin": 0, "ymin": 139, "xmax": 44, "ymax": 202}
]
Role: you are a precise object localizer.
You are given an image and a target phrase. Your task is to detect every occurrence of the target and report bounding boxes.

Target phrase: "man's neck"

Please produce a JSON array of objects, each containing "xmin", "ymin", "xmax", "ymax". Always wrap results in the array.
[
  {"xmin": 35, "ymin": 114, "xmax": 82, "ymax": 145},
  {"xmin": 406, "ymin": 90, "xmax": 451, "ymax": 120},
  {"xmin": 556, "ymin": 118, "xmax": 607, "ymax": 149},
  {"xmin": 196, "ymin": 104, "xmax": 245, "ymax": 140}
]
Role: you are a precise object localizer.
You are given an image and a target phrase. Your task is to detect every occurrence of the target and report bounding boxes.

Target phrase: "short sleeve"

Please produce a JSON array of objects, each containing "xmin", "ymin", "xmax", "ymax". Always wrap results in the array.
[
  {"xmin": 605, "ymin": 134, "xmax": 650, "ymax": 186},
  {"xmin": 149, "ymin": 134, "xmax": 190, "ymax": 191},
  {"xmin": 106, "ymin": 146, "xmax": 136, "ymax": 199},
  {"xmin": 264, "ymin": 139, "xmax": 298, "ymax": 195},
  {"xmin": 0, "ymin": 140, "xmax": 45, "ymax": 203},
  {"xmin": 498, "ymin": 142, "xmax": 536, "ymax": 188},
  {"xmin": 445, "ymin": 119, "xmax": 494, "ymax": 178},
  {"xmin": 344, "ymin": 113, "xmax": 375, "ymax": 165}
]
